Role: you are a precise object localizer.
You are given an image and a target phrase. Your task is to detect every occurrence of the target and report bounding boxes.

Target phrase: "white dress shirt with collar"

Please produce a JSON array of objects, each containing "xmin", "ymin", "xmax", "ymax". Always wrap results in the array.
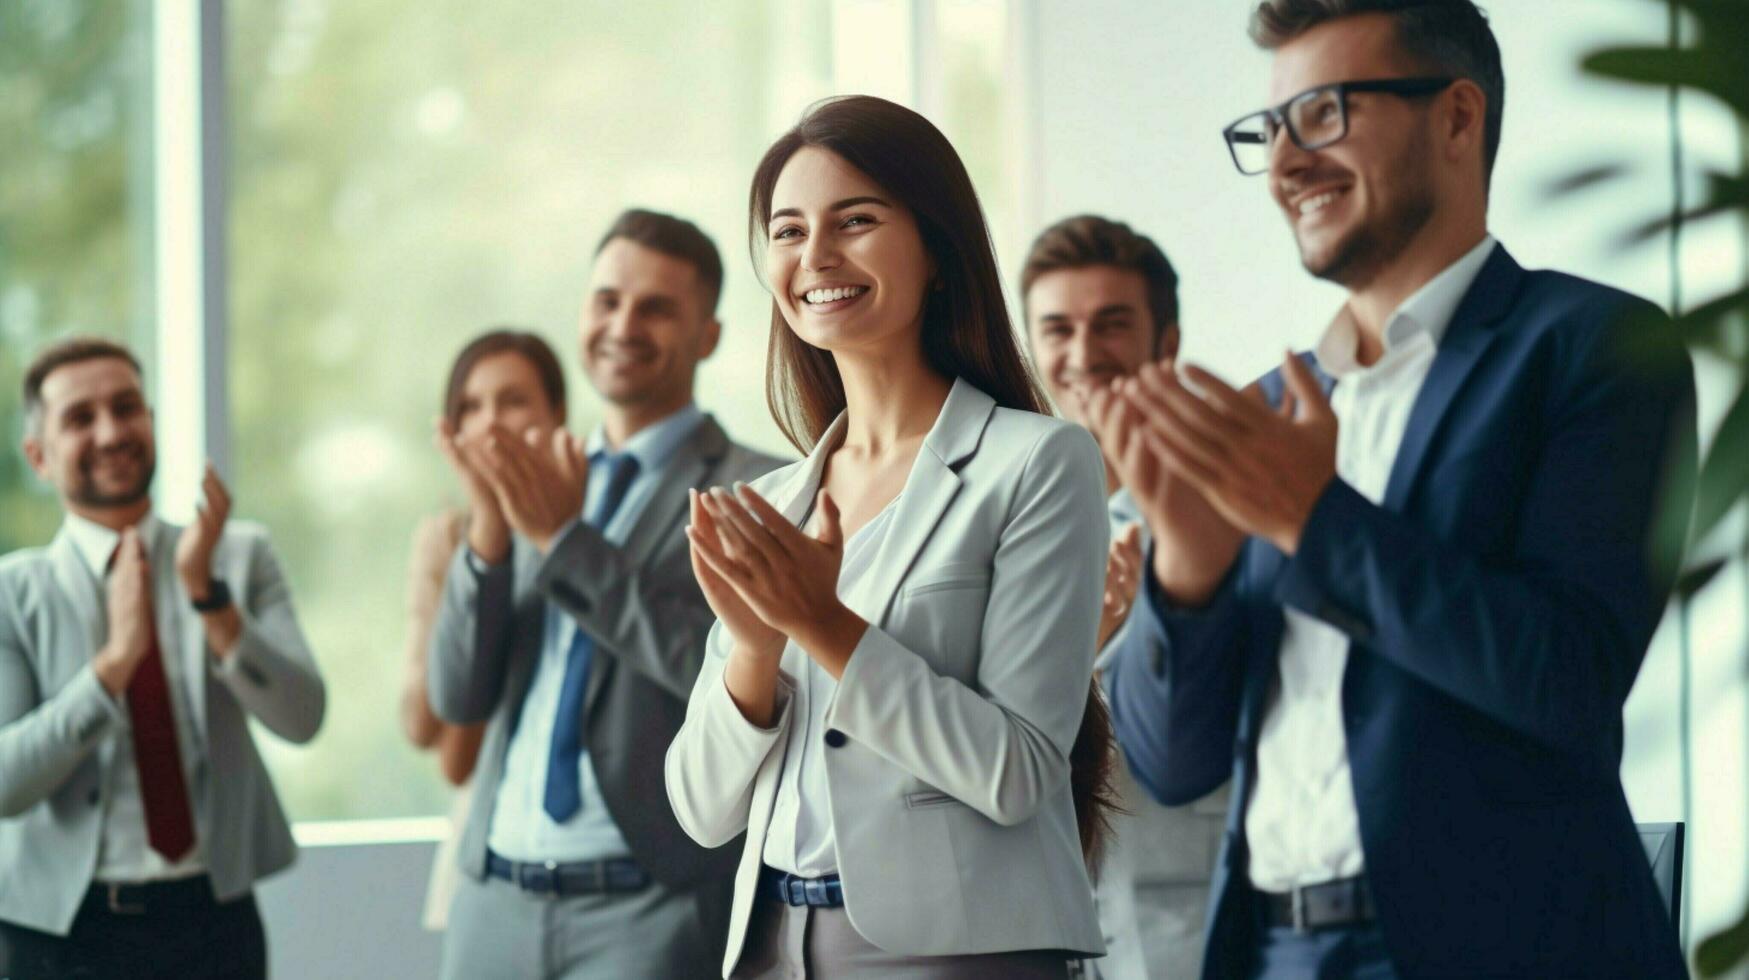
[
  {"xmin": 1245, "ymin": 235, "xmax": 1498, "ymax": 892},
  {"xmin": 486, "ymin": 402, "xmax": 704, "ymax": 863},
  {"xmin": 61, "ymin": 512, "xmax": 209, "ymax": 883}
]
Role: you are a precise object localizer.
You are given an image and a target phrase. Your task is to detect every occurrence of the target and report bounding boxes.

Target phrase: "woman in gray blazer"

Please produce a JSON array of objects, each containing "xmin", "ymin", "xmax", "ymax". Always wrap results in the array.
[{"xmin": 665, "ymin": 95, "xmax": 1118, "ymax": 979}]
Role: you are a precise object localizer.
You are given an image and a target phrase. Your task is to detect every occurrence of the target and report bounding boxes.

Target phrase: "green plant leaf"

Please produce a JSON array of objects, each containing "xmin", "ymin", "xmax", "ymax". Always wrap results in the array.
[
  {"xmin": 1698, "ymin": 901, "xmax": 1749, "ymax": 976},
  {"xmin": 1692, "ymin": 383, "xmax": 1749, "ymax": 545},
  {"xmin": 1546, "ymin": 162, "xmax": 1632, "ymax": 196},
  {"xmin": 1582, "ymin": 45, "xmax": 1749, "ymax": 109},
  {"xmin": 1675, "ymin": 286, "xmax": 1749, "ymax": 355},
  {"xmin": 1618, "ymin": 173, "xmax": 1749, "ymax": 246},
  {"xmin": 1675, "ymin": 555, "xmax": 1728, "ymax": 600}
]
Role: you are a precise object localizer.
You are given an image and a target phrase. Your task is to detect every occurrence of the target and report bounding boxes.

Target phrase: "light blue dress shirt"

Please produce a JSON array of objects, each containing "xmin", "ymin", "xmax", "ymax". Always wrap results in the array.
[{"xmin": 487, "ymin": 403, "xmax": 704, "ymax": 863}]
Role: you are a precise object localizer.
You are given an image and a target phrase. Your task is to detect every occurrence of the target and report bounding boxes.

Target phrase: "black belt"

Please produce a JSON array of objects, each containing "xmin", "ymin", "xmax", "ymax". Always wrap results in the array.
[
  {"xmin": 759, "ymin": 866, "xmax": 845, "ymax": 907},
  {"xmin": 84, "ymin": 874, "xmax": 220, "ymax": 917},
  {"xmin": 1259, "ymin": 875, "xmax": 1376, "ymax": 933},
  {"xmin": 485, "ymin": 851, "xmax": 651, "ymax": 897}
]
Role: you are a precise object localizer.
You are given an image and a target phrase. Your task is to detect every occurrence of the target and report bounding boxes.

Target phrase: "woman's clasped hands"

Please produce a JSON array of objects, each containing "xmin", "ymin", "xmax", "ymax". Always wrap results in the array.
[{"xmin": 686, "ymin": 483, "xmax": 867, "ymax": 678}]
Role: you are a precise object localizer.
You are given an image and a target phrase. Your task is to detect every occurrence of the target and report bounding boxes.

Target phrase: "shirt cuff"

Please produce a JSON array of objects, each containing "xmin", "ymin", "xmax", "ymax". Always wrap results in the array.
[{"xmin": 465, "ymin": 545, "xmax": 506, "ymax": 578}]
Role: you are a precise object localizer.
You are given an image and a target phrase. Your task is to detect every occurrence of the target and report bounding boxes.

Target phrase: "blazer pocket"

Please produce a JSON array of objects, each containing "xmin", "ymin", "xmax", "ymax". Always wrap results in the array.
[
  {"xmin": 902, "ymin": 561, "xmax": 992, "ymax": 599},
  {"xmin": 904, "ymin": 790, "xmax": 968, "ymax": 810}
]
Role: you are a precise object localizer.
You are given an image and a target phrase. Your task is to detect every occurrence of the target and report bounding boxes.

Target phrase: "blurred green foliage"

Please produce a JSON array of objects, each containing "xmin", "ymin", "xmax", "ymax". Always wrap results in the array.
[
  {"xmin": 0, "ymin": 1, "xmax": 151, "ymax": 551},
  {"xmin": 3, "ymin": 0, "xmax": 1015, "ymax": 822},
  {"xmin": 1564, "ymin": 1, "xmax": 1749, "ymax": 975}
]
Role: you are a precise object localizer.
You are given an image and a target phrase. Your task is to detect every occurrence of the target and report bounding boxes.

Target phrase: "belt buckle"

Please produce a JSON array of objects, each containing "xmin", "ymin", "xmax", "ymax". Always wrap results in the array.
[
  {"xmin": 517, "ymin": 860, "xmax": 559, "ymax": 896},
  {"xmin": 1291, "ymin": 886, "xmax": 1309, "ymax": 935},
  {"xmin": 107, "ymin": 883, "xmax": 146, "ymax": 916}
]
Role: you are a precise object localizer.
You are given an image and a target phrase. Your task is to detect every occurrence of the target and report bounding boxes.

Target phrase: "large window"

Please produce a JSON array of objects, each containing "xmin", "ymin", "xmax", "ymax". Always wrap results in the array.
[
  {"xmin": 0, "ymin": 1, "xmax": 155, "ymax": 551},
  {"xmin": 226, "ymin": 0, "xmax": 1017, "ymax": 820},
  {"xmin": 13, "ymin": 0, "xmax": 1748, "ymax": 969}
]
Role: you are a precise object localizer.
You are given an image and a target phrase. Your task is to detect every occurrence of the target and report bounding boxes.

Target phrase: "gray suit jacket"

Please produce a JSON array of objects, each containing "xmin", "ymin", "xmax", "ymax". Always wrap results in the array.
[
  {"xmin": 667, "ymin": 380, "xmax": 1110, "ymax": 975},
  {"xmin": 0, "ymin": 519, "xmax": 325, "ymax": 934},
  {"xmin": 429, "ymin": 414, "xmax": 784, "ymax": 891}
]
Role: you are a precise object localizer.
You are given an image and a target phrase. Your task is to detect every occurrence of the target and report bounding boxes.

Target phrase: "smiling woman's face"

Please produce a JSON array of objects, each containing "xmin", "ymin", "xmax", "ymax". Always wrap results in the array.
[{"xmin": 764, "ymin": 146, "xmax": 935, "ymax": 357}]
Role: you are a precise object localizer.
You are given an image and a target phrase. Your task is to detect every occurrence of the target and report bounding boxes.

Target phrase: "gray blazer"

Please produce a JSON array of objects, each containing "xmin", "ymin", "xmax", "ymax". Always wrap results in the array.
[
  {"xmin": 0, "ymin": 519, "xmax": 325, "ymax": 935},
  {"xmin": 666, "ymin": 380, "xmax": 1110, "ymax": 976},
  {"xmin": 428, "ymin": 414, "xmax": 784, "ymax": 890}
]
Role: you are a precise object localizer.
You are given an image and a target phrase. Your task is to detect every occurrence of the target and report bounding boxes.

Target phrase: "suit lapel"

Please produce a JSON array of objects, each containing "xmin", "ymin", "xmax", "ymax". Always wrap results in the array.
[
  {"xmin": 47, "ymin": 530, "xmax": 104, "ymax": 680},
  {"xmin": 1381, "ymin": 246, "xmax": 1524, "ymax": 512},
  {"xmin": 620, "ymin": 415, "xmax": 730, "ymax": 571},
  {"xmin": 583, "ymin": 415, "xmax": 729, "ymax": 717},
  {"xmin": 854, "ymin": 379, "xmax": 994, "ymax": 629}
]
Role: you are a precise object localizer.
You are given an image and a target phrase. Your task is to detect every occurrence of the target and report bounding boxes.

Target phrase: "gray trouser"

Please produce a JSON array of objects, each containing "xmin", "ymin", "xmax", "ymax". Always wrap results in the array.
[
  {"xmin": 731, "ymin": 897, "xmax": 1070, "ymax": 979},
  {"xmin": 441, "ymin": 872, "xmax": 719, "ymax": 980}
]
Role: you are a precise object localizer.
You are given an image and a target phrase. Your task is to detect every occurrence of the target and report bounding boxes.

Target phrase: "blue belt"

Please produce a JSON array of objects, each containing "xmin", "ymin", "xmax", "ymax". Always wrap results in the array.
[
  {"xmin": 759, "ymin": 866, "xmax": 845, "ymax": 907},
  {"xmin": 485, "ymin": 850, "xmax": 650, "ymax": 897}
]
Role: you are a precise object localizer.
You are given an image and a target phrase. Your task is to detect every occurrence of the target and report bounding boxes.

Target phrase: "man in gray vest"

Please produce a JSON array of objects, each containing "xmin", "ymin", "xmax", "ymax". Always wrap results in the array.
[
  {"xmin": 0, "ymin": 337, "xmax": 325, "ymax": 979},
  {"xmin": 430, "ymin": 209, "xmax": 786, "ymax": 979}
]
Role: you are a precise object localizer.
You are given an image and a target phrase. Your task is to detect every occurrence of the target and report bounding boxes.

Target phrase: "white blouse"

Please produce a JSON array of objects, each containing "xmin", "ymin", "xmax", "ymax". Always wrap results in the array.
[{"xmin": 759, "ymin": 496, "xmax": 902, "ymax": 877}]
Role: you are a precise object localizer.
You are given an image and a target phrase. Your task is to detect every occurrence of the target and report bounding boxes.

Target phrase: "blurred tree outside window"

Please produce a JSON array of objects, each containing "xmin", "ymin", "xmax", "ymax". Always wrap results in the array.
[
  {"xmin": 0, "ymin": 0, "xmax": 155, "ymax": 551},
  {"xmin": 228, "ymin": 0, "xmax": 1018, "ymax": 820}
]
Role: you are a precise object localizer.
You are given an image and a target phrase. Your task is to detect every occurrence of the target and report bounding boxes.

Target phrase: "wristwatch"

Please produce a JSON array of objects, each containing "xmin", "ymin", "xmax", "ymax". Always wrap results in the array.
[{"xmin": 191, "ymin": 578, "xmax": 233, "ymax": 613}]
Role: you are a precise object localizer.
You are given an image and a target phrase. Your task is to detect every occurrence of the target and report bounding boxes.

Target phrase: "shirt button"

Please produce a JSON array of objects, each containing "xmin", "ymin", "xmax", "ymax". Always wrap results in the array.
[{"xmin": 824, "ymin": 729, "xmax": 847, "ymax": 748}]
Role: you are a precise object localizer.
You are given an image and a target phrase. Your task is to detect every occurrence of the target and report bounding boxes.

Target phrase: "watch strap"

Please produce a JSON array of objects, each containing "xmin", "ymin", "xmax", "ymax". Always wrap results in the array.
[{"xmin": 192, "ymin": 578, "xmax": 232, "ymax": 613}]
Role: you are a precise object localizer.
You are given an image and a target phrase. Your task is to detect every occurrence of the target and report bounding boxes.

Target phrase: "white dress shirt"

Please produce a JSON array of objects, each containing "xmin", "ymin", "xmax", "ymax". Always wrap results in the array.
[
  {"xmin": 62, "ymin": 513, "xmax": 209, "ymax": 883},
  {"xmin": 1245, "ymin": 235, "xmax": 1497, "ymax": 892},
  {"xmin": 487, "ymin": 403, "xmax": 703, "ymax": 863},
  {"xmin": 759, "ymin": 496, "xmax": 901, "ymax": 877}
]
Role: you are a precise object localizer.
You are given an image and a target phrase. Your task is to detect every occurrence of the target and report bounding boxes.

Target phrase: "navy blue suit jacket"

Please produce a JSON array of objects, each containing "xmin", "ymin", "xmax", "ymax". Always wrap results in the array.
[{"xmin": 1105, "ymin": 245, "xmax": 1695, "ymax": 979}]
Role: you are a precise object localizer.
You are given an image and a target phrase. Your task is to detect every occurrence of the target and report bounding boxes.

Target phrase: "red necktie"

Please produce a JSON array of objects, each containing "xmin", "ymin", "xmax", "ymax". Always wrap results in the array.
[{"xmin": 112, "ymin": 542, "xmax": 197, "ymax": 863}]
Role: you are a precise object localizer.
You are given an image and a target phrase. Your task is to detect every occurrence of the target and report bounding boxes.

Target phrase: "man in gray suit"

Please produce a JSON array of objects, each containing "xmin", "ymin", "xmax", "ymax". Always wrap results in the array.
[
  {"xmin": 0, "ymin": 337, "xmax": 325, "ymax": 979},
  {"xmin": 1023, "ymin": 215, "xmax": 1229, "ymax": 980},
  {"xmin": 430, "ymin": 209, "xmax": 785, "ymax": 979}
]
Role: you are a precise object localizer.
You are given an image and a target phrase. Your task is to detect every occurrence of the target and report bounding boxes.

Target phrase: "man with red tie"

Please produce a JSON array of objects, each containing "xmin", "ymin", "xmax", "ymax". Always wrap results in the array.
[{"xmin": 0, "ymin": 337, "xmax": 325, "ymax": 979}]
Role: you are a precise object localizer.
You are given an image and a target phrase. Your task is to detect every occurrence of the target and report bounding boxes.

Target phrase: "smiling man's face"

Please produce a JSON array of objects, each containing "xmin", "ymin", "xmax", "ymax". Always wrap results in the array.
[
  {"xmin": 1266, "ymin": 13, "xmax": 1441, "ymax": 288},
  {"xmin": 580, "ymin": 237, "xmax": 718, "ymax": 413},
  {"xmin": 1026, "ymin": 264, "xmax": 1173, "ymax": 428},
  {"xmin": 25, "ymin": 356, "xmax": 157, "ymax": 512}
]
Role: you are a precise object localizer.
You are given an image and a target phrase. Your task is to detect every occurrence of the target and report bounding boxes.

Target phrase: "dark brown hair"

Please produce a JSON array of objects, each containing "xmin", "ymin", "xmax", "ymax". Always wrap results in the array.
[
  {"xmin": 596, "ymin": 208, "xmax": 726, "ymax": 316},
  {"xmin": 23, "ymin": 336, "xmax": 143, "ymax": 438},
  {"xmin": 1021, "ymin": 214, "xmax": 1181, "ymax": 348},
  {"xmin": 441, "ymin": 329, "xmax": 568, "ymax": 430},
  {"xmin": 747, "ymin": 94, "xmax": 1051, "ymax": 451},
  {"xmin": 748, "ymin": 95, "xmax": 1120, "ymax": 865},
  {"xmin": 1249, "ymin": 0, "xmax": 1505, "ymax": 188}
]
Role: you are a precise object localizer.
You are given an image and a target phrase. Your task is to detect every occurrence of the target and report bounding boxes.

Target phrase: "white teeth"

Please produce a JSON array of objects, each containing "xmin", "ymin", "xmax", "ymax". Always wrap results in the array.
[
  {"xmin": 1297, "ymin": 190, "xmax": 1342, "ymax": 216},
  {"xmin": 803, "ymin": 286, "xmax": 868, "ymax": 305}
]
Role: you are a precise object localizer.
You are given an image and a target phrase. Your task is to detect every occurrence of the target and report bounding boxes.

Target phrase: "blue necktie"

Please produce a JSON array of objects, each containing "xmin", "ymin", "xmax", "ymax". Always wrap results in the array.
[{"xmin": 543, "ymin": 451, "xmax": 642, "ymax": 823}]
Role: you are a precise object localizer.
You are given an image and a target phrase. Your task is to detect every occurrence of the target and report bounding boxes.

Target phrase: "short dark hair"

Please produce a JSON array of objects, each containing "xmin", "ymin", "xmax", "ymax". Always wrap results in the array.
[
  {"xmin": 595, "ymin": 208, "xmax": 725, "ymax": 316},
  {"xmin": 23, "ymin": 336, "xmax": 144, "ymax": 438},
  {"xmin": 441, "ymin": 328, "xmax": 568, "ymax": 429},
  {"xmin": 1249, "ymin": 0, "xmax": 1505, "ymax": 189},
  {"xmin": 1021, "ymin": 215, "xmax": 1180, "ymax": 345}
]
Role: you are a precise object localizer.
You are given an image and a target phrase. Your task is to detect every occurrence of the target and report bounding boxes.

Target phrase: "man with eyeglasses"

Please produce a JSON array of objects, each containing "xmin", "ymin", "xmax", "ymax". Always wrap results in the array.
[{"xmin": 1095, "ymin": 1, "xmax": 1695, "ymax": 978}]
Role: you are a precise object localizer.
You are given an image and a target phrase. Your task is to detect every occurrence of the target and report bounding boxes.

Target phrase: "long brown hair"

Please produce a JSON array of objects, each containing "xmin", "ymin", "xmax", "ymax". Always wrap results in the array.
[
  {"xmin": 748, "ymin": 94, "xmax": 1051, "ymax": 450},
  {"xmin": 748, "ymin": 95, "xmax": 1120, "ymax": 866}
]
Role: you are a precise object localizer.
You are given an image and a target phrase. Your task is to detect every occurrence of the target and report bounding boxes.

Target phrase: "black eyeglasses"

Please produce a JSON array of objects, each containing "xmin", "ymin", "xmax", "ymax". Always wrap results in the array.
[{"xmin": 1221, "ymin": 76, "xmax": 1456, "ymax": 175}]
